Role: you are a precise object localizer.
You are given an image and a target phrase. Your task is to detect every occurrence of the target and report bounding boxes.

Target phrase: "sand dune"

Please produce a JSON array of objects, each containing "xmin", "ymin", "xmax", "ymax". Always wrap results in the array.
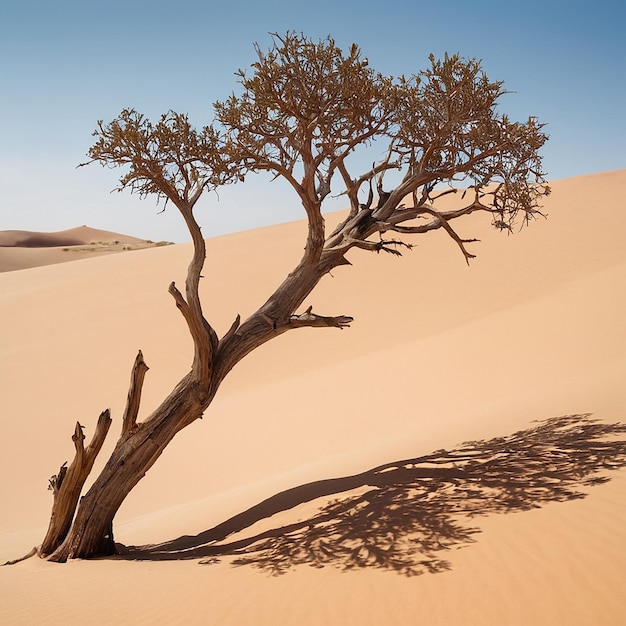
[
  {"xmin": 0, "ymin": 170, "xmax": 624, "ymax": 625},
  {"xmin": 0, "ymin": 225, "xmax": 172, "ymax": 272}
]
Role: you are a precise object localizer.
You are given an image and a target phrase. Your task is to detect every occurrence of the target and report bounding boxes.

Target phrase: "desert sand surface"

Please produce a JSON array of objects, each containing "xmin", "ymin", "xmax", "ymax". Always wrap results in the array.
[
  {"xmin": 0, "ymin": 169, "xmax": 625, "ymax": 625},
  {"xmin": 0, "ymin": 225, "xmax": 172, "ymax": 273}
]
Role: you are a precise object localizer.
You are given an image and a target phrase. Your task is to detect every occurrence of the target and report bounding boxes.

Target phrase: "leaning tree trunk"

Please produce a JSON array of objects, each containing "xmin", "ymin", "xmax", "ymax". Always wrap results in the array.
[
  {"xmin": 46, "ymin": 371, "xmax": 205, "ymax": 561},
  {"xmin": 34, "ymin": 181, "xmax": 423, "ymax": 562},
  {"xmin": 37, "ymin": 185, "xmax": 373, "ymax": 562},
  {"xmin": 37, "ymin": 209, "xmax": 320, "ymax": 559}
]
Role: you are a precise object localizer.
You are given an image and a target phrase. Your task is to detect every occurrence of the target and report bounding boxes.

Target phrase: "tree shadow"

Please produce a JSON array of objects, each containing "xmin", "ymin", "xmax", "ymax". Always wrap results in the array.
[{"xmin": 120, "ymin": 414, "xmax": 626, "ymax": 576}]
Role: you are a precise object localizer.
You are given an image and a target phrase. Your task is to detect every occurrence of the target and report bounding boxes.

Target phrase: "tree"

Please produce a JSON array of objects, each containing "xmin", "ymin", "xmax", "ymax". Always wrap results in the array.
[{"xmin": 34, "ymin": 32, "xmax": 549, "ymax": 562}]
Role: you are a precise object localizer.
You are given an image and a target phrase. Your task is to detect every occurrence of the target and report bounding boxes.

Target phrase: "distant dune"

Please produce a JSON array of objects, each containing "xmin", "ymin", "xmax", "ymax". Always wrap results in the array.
[
  {"xmin": 0, "ymin": 170, "xmax": 625, "ymax": 625},
  {"xmin": 0, "ymin": 225, "xmax": 173, "ymax": 272}
]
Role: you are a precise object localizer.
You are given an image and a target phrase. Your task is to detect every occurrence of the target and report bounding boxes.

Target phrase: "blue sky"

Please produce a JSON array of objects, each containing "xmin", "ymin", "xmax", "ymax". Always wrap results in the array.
[{"xmin": 1, "ymin": 0, "xmax": 624, "ymax": 242}]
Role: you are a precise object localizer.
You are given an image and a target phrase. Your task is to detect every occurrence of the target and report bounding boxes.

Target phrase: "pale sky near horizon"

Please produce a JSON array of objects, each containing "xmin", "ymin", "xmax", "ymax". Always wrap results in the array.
[{"xmin": 1, "ymin": 0, "xmax": 624, "ymax": 243}]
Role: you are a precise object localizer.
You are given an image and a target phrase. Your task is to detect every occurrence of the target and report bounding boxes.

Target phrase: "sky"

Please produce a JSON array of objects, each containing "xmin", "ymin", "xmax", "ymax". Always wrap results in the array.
[{"xmin": 1, "ymin": 0, "xmax": 624, "ymax": 243}]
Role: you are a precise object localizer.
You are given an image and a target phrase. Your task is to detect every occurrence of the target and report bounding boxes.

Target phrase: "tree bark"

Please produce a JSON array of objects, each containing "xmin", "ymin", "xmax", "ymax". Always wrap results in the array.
[
  {"xmin": 40, "ymin": 410, "xmax": 112, "ymax": 556},
  {"xmin": 48, "ymin": 376, "xmax": 204, "ymax": 561}
]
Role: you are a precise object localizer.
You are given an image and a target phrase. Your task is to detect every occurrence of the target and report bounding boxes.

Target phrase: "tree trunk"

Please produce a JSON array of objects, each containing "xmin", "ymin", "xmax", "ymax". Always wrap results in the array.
[
  {"xmin": 47, "ymin": 375, "xmax": 204, "ymax": 562},
  {"xmin": 38, "ymin": 196, "xmax": 349, "ymax": 562}
]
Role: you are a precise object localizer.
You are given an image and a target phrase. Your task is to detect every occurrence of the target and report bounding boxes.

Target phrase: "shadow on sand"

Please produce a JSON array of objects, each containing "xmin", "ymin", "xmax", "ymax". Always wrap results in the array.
[{"xmin": 120, "ymin": 414, "xmax": 626, "ymax": 576}]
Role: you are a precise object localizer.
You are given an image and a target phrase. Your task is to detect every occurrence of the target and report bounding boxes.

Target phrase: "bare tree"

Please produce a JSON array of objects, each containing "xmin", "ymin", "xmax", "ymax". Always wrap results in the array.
[{"xmin": 28, "ymin": 32, "xmax": 548, "ymax": 562}]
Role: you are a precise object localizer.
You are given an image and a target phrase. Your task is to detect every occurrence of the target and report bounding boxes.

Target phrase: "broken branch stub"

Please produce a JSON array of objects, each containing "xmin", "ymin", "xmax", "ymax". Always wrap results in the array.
[
  {"xmin": 289, "ymin": 306, "xmax": 354, "ymax": 330},
  {"xmin": 39, "ymin": 409, "xmax": 112, "ymax": 556},
  {"xmin": 122, "ymin": 350, "xmax": 149, "ymax": 436}
]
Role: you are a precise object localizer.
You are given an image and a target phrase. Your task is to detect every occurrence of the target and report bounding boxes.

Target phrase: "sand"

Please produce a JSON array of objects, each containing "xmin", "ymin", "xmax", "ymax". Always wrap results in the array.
[{"xmin": 0, "ymin": 169, "xmax": 624, "ymax": 624}]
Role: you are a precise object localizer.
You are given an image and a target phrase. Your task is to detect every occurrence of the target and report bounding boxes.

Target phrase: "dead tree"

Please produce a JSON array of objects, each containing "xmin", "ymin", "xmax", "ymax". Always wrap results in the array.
[{"xmin": 30, "ymin": 33, "xmax": 548, "ymax": 562}]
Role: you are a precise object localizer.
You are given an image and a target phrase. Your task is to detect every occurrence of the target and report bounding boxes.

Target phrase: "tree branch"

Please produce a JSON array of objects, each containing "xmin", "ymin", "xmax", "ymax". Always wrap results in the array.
[
  {"xmin": 286, "ymin": 306, "xmax": 353, "ymax": 330},
  {"xmin": 169, "ymin": 281, "xmax": 194, "ymax": 324},
  {"xmin": 412, "ymin": 206, "xmax": 479, "ymax": 264},
  {"xmin": 72, "ymin": 421, "xmax": 86, "ymax": 465},
  {"xmin": 221, "ymin": 314, "xmax": 242, "ymax": 343},
  {"xmin": 121, "ymin": 351, "xmax": 149, "ymax": 436},
  {"xmin": 350, "ymin": 238, "xmax": 414, "ymax": 256},
  {"xmin": 168, "ymin": 281, "xmax": 216, "ymax": 382},
  {"xmin": 40, "ymin": 410, "xmax": 112, "ymax": 556}
]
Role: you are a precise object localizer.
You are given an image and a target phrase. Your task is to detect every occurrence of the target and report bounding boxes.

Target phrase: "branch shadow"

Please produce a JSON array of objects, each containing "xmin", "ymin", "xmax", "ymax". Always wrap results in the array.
[{"xmin": 120, "ymin": 414, "xmax": 626, "ymax": 576}]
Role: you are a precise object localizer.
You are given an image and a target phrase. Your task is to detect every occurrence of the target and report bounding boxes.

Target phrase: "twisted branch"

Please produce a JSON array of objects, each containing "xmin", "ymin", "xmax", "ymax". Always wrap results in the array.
[{"xmin": 288, "ymin": 306, "xmax": 353, "ymax": 330}]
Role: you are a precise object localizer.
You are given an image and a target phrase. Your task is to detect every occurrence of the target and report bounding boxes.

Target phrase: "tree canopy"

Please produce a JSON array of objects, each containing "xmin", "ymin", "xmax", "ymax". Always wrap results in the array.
[
  {"xmin": 214, "ymin": 33, "xmax": 549, "ymax": 262},
  {"xmin": 90, "ymin": 32, "xmax": 549, "ymax": 266}
]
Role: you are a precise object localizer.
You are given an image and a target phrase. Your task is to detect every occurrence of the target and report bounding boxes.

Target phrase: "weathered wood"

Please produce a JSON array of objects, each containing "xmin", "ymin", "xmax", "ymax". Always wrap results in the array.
[
  {"xmin": 48, "ymin": 380, "xmax": 204, "ymax": 562},
  {"xmin": 121, "ymin": 350, "xmax": 149, "ymax": 436},
  {"xmin": 288, "ymin": 306, "xmax": 353, "ymax": 330},
  {"xmin": 39, "ymin": 410, "xmax": 112, "ymax": 556},
  {"xmin": 48, "ymin": 461, "xmax": 67, "ymax": 493}
]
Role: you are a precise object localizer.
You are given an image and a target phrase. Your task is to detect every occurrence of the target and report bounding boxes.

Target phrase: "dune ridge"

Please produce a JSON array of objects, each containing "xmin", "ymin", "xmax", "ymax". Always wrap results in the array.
[
  {"xmin": 0, "ymin": 225, "xmax": 173, "ymax": 272},
  {"xmin": 0, "ymin": 170, "xmax": 625, "ymax": 625}
]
